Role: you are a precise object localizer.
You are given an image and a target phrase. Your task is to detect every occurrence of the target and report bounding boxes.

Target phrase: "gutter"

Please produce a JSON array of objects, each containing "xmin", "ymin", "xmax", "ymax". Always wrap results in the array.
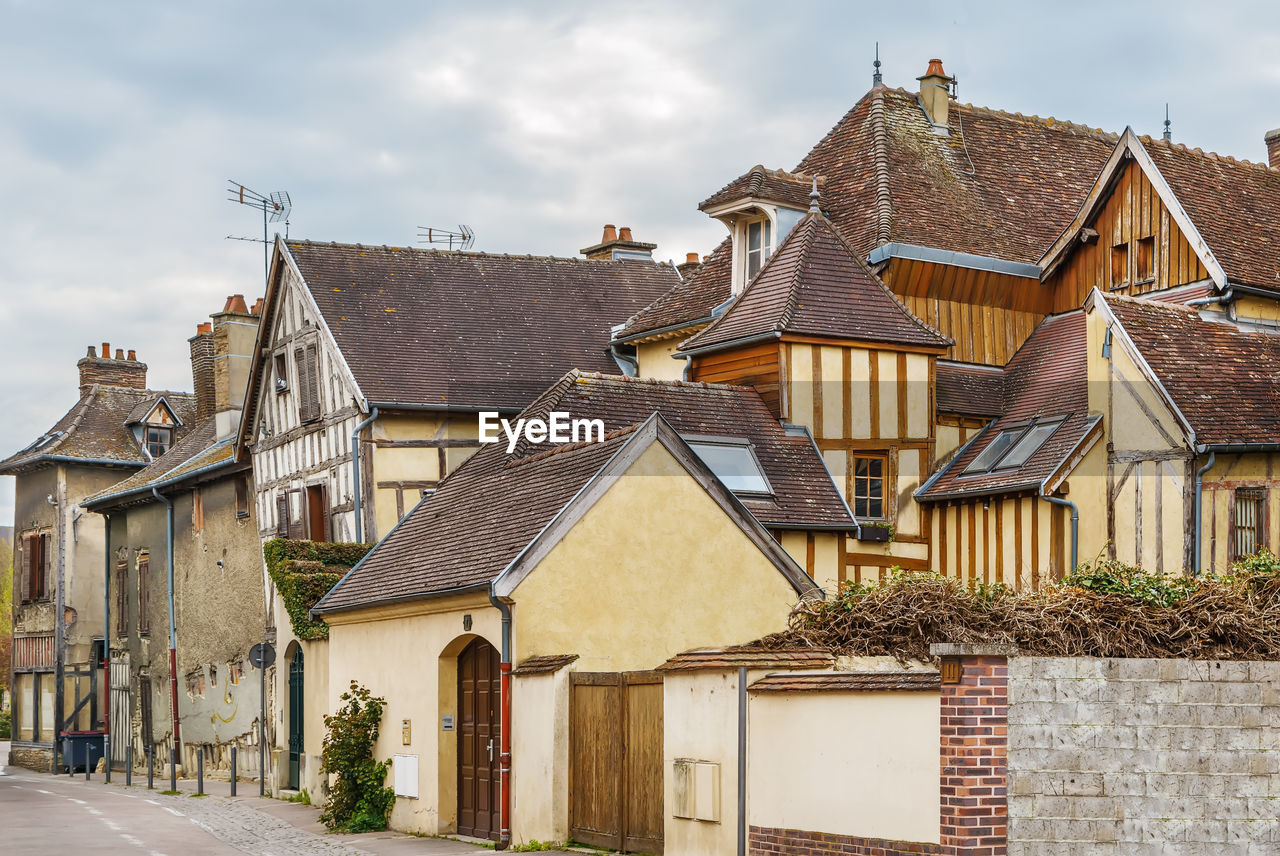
[
  {"xmin": 611, "ymin": 317, "xmax": 713, "ymax": 346},
  {"xmin": 350, "ymin": 408, "xmax": 379, "ymax": 543},
  {"xmin": 0, "ymin": 455, "xmax": 145, "ymax": 477},
  {"xmin": 488, "ymin": 587, "xmax": 513, "ymax": 851},
  {"xmin": 311, "ymin": 582, "xmax": 489, "ymax": 619},
  {"xmin": 866, "ymin": 242, "xmax": 1041, "ymax": 279},
  {"xmin": 1040, "ymin": 493, "xmax": 1079, "ymax": 572},
  {"xmin": 151, "ymin": 487, "xmax": 181, "ymax": 757},
  {"xmin": 677, "ymin": 330, "xmax": 783, "ymax": 359},
  {"xmin": 366, "ymin": 401, "xmax": 523, "ymax": 415},
  {"xmin": 737, "ymin": 666, "xmax": 747, "ymax": 856},
  {"xmin": 82, "ymin": 453, "xmax": 238, "ymax": 511}
]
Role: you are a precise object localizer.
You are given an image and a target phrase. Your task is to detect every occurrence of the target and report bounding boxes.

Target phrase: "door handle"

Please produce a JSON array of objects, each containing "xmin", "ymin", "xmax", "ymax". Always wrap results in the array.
[{"xmin": 488, "ymin": 738, "xmax": 494, "ymax": 762}]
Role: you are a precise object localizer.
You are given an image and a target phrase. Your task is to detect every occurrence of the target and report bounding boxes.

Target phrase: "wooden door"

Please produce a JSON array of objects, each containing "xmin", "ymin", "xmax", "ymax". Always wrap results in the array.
[
  {"xmin": 570, "ymin": 672, "xmax": 664, "ymax": 854},
  {"xmin": 305, "ymin": 484, "xmax": 328, "ymax": 542},
  {"xmin": 109, "ymin": 651, "xmax": 130, "ymax": 769},
  {"xmin": 458, "ymin": 638, "xmax": 501, "ymax": 840},
  {"xmin": 288, "ymin": 648, "xmax": 305, "ymax": 790}
]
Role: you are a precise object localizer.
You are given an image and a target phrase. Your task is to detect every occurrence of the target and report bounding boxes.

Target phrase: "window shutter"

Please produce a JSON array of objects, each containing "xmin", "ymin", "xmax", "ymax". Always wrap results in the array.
[
  {"xmin": 319, "ymin": 484, "xmax": 331, "ymax": 543},
  {"xmin": 137, "ymin": 556, "xmax": 150, "ymax": 634},
  {"xmin": 20, "ymin": 534, "xmax": 33, "ymax": 603},
  {"xmin": 276, "ymin": 493, "xmax": 289, "ymax": 537},
  {"xmin": 294, "ymin": 347, "xmax": 310, "ymax": 422},
  {"xmin": 287, "ymin": 489, "xmax": 305, "ymax": 540},
  {"xmin": 115, "ymin": 563, "xmax": 129, "ymax": 637},
  {"xmin": 303, "ymin": 343, "xmax": 320, "ymax": 422},
  {"xmin": 36, "ymin": 534, "xmax": 50, "ymax": 600}
]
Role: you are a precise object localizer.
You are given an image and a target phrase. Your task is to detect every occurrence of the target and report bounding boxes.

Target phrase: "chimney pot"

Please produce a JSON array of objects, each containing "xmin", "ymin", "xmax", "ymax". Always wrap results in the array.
[
  {"xmin": 686, "ymin": 252, "xmax": 699, "ymax": 264},
  {"xmin": 925, "ymin": 58, "xmax": 947, "ymax": 77},
  {"xmin": 86, "ymin": 345, "xmax": 97, "ymax": 358},
  {"xmin": 618, "ymin": 226, "xmax": 633, "ymax": 242},
  {"xmin": 223, "ymin": 294, "xmax": 250, "ymax": 314},
  {"xmin": 115, "ymin": 348, "xmax": 125, "ymax": 360},
  {"xmin": 197, "ymin": 322, "xmax": 213, "ymax": 336},
  {"xmin": 602, "ymin": 224, "xmax": 618, "ymax": 243},
  {"xmin": 250, "ymin": 298, "xmax": 263, "ymax": 316},
  {"xmin": 917, "ymin": 57, "xmax": 953, "ymax": 128},
  {"xmin": 102, "ymin": 342, "xmax": 110, "ymax": 359},
  {"xmin": 78, "ymin": 345, "xmax": 146, "ymax": 391},
  {"xmin": 127, "ymin": 349, "xmax": 136, "ymax": 361},
  {"xmin": 1266, "ymin": 128, "xmax": 1280, "ymax": 169}
]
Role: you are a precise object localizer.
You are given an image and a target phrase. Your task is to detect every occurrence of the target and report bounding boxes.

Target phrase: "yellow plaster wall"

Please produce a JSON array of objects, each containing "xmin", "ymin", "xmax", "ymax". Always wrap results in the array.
[
  {"xmin": 370, "ymin": 412, "xmax": 481, "ymax": 536},
  {"xmin": 1200, "ymin": 453, "xmax": 1280, "ymax": 574},
  {"xmin": 511, "ymin": 668, "xmax": 572, "ymax": 844},
  {"xmin": 636, "ymin": 339, "xmax": 688, "ymax": 380},
  {"xmin": 1232, "ymin": 296, "xmax": 1280, "ymax": 324},
  {"xmin": 511, "ymin": 442, "xmax": 803, "ymax": 672}
]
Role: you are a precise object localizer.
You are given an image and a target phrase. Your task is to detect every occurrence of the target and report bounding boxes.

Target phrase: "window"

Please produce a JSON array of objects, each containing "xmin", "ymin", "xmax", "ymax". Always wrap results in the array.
[
  {"xmin": 851, "ymin": 454, "xmax": 886, "ymax": 519},
  {"xmin": 686, "ymin": 439, "xmax": 772, "ymax": 496},
  {"xmin": 1136, "ymin": 236, "xmax": 1155, "ymax": 283},
  {"xmin": 274, "ymin": 352, "xmax": 289, "ymax": 393},
  {"xmin": 745, "ymin": 218, "xmax": 773, "ymax": 281},
  {"xmin": 235, "ymin": 476, "xmax": 251, "ymax": 519},
  {"xmin": 192, "ymin": 487, "xmax": 204, "ymax": 534},
  {"xmin": 963, "ymin": 419, "xmax": 1064, "ymax": 475},
  {"xmin": 137, "ymin": 553, "xmax": 151, "ymax": 635},
  {"xmin": 306, "ymin": 483, "xmax": 329, "ymax": 541},
  {"xmin": 146, "ymin": 426, "xmax": 173, "ymax": 458},
  {"xmin": 21, "ymin": 532, "xmax": 50, "ymax": 603},
  {"xmin": 115, "ymin": 561, "xmax": 128, "ymax": 637},
  {"xmin": 1233, "ymin": 488, "xmax": 1267, "ymax": 561},
  {"xmin": 295, "ymin": 343, "xmax": 321, "ymax": 423},
  {"xmin": 1110, "ymin": 243, "xmax": 1129, "ymax": 290}
]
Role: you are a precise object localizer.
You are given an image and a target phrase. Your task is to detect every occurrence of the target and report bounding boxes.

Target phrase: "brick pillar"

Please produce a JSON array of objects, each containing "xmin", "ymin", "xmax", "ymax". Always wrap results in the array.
[{"xmin": 932, "ymin": 643, "xmax": 1013, "ymax": 856}]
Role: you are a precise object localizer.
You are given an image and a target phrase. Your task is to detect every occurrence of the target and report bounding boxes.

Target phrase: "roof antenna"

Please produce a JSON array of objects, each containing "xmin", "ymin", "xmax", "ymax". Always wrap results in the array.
[
  {"xmin": 872, "ymin": 42, "xmax": 882, "ymax": 87},
  {"xmin": 226, "ymin": 181, "xmax": 292, "ymax": 288},
  {"xmin": 809, "ymin": 178, "xmax": 821, "ymax": 214},
  {"xmin": 417, "ymin": 225, "xmax": 475, "ymax": 251},
  {"xmin": 1162, "ymin": 103, "xmax": 1172, "ymax": 141}
]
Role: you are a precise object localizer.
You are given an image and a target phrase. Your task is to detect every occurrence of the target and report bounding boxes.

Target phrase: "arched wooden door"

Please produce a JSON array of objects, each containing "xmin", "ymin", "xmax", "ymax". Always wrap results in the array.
[
  {"xmin": 457, "ymin": 637, "xmax": 501, "ymax": 840},
  {"xmin": 288, "ymin": 648, "xmax": 305, "ymax": 791}
]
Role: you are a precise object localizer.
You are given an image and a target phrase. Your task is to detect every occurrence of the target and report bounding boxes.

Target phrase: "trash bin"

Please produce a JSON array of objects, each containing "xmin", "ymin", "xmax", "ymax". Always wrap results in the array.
[{"xmin": 61, "ymin": 730, "xmax": 105, "ymax": 773}]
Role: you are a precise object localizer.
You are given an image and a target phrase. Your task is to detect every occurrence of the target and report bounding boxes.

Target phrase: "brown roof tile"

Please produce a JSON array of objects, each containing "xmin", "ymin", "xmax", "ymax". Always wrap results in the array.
[
  {"xmin": 511, "ymin": 654, "xmax": 579, "ymax": 676},
  {"xmin": 679, "ymin": 214, "xmax": 949, "ymax": 354},
  {"xmin": 657, "ymin": 646, "xmax": 835, "ymax": 672},
  {"xmin": 615, "ymin": 238, "xmax": 732, "ymax": 340},
  {"xmin": 1105, "ymin": 294, "xmax": 1280, "ymax": 445},
  {"xmin": 286, "ymin": 241, "xmax": 679, "ymax": 408},
  {"xmin": 82, "ymin": 418, "xmax": 241, "ymax": 508},
  {"xmin": 936, "ymin": 362, "xmax": 1006, "ymax": 418},
  {"xmin": 699, "ymin": 166, "xmax": 821, "ymax": 211},
  {"xmin": 748, "ymin": 671, "xmax": 940, "ymax": 693}
]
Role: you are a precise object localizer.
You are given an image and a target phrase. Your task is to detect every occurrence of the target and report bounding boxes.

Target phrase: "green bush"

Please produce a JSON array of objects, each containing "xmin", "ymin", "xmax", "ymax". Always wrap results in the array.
[
  {"xmin": 263, "ymin": 539, "xmax": 373, "ymax": 640},
  {"xmin": 320, "ymin": 681, "xmax": 395, "ymax": 833},
  {"xmin": 1059, "ymin": 557, "xmax": 1197, "ymax": 607},
  {"xmin": 0, "ymin": 709, "xmax": 10, "ymax": 739}
]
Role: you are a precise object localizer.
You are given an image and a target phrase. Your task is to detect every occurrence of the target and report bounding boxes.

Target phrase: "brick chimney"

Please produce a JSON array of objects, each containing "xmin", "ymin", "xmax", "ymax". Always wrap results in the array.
[
  {"xmin": 678, "ymin": 252, "xmax": 701, "ymax": 280},
  {"xmin": 209, "ymin": 295, "xmax": 261, "ymax": 440},
  {"xmin": 917, "ymin": 58, "xmax": 954, "ymax": 129},
  {"xmin": 580, "ymin": 223, "xmax": 658, "ymax": 262},
  {"xmin": 78, "ymin": 343, "xmax": 147, "ymax": 392},
  {"xmin": 189, "ymin": 323, "xmax": 216, "ymax": 421},
  {"xmin": 1266, "ymin": 128, "xmax": 1280, "ymax": 169}
]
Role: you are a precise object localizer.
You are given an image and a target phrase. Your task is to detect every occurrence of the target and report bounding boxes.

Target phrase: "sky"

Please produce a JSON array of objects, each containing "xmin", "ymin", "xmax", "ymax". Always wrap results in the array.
[{"xmin": 1, "ymin": 0, "xmax": 1279, "ymax": 520}]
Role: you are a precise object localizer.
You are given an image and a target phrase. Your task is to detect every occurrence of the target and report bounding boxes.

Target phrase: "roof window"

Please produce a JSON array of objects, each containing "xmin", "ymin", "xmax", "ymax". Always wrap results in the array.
[
  {"xmin": 962, "ymin": 418, "xmax": 1064, "ymax": 475},
  {"xmin": 685, "ymin": 437, "xmax": 772, "ymax": 496}
]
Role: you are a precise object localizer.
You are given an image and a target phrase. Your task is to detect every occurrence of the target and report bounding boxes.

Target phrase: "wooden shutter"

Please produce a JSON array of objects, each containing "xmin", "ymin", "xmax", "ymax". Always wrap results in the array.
[
  {"xmin": 287, "ymin": 489, "xmax": 305, "ymax": 540},
  {"xmin": 303, "ymin": 343, "xmax": 320, "ymax": 422},
  {"xmin": 276, "ymin": 493, "xmax": 289, "ymax": 537},
  {"xmin": 294, "ymin": 347, "xmax": 310, "ymax": 422},
  {"xmin": 36, "ymin": 534, "xmax": 50, "ymax": 600},
  {"xmin": 20, "ymin": 534, "xmax": 33, "ymax": 603},
  {"xmin": 137, "ymin": 555, "xmax": 150, "ymax": 634},
  {"xmin": 115, "ymin": 562, "xmax": 129, "ymax": 637}
]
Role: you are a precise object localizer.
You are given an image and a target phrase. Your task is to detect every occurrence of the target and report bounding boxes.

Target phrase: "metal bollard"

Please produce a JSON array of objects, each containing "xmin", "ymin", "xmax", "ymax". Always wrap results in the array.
[
  {"xmin": 126, "ymin": 745, "xmax": 133, "ymax": 787},
  {"xmin": 169, "ymin": 748, "xmax": 177, "ymax": 792},
  {"xmin": 105, "ymin": 736, "xmax": 111, "ymax": 784},
  {"xmin": 230, "ymin": 747, "xmax": 237, "ymax": 796},
  {"xmin": 197, "ymin": 748, "xmax": 204, "ymax": 795},
  {"xmin": 85, "ymin": 747, "xmax": 91, "ymax": 781},
  {"xmin": 147, "ymin": 746, "xmax": 154, "ymax": 789}
]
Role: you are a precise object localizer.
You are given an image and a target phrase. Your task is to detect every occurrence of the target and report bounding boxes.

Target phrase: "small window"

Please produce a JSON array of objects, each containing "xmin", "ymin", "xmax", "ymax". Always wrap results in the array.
[
  {"xmin": 1233, "ymin": 488, "xmax": 1267, "ymax": 561},
  {"xmin": 1136, "ymin": 236, "xmax": 1155, "ymax": 283},
  {"xmin": 745, "ymin": 219, "xmax": 773, "ymax": 282},
  {"xmin": 274, "ymin": 352, "xmax": 289, "ymax": 393},
  {"xmin": 146, "ymin": 426, "xmax": 173, "ymax": 459},
  {"xmin": 999, "ymin": 420, "xmax": 1063, "ymax": 469},
  {"xmin": 235, "ymin": 476, "xmax": 251, "ymax": 519},
  {"xmin": 21, "ymin": 532, "xmax": 51, "ymax": 603},
  {"xmin": 963, "ymin": 419, "xmax": 1064, "ymax": 475},
  {"xmin": 137, "ymin": 553, "xmax": 151, "ymax": 635},
  {"xmin": 851, "ymin": 454, "xmax": 886, "ymax": 519},
  {"xmin": 963, "ymin": 430, "xmax": 1021, "ymax": 474},
  {"xmin": 687, "ymin": 440, "xmax": 772, "ymax": 496},
  {"xmin": 1110, "ymin": 243, "xmax": 1129, "ymax": 290}
]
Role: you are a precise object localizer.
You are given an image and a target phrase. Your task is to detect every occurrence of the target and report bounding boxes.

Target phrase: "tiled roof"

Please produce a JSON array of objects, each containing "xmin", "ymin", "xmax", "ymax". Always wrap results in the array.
[
  {"xmin": 656, "ymin": 646, "xmax": 835, "ymax": 672},
  {"xmin": 919, "ymin": 312, "xmax": 1100, "ymax": 500},
  {"xmin": 936, "ymin": 362, "xmax": 1006, "ymax": 418},
  {"xmin": 748, "ymin": 671, "xmax": 940, "ymax": 693},
  {"xmin": 1140, "ymin": 137, "xmax": 1280, "ymax": 292},
  {"xmin": 1105, "ymin": 294, "xmax": 1280, "ymax": 446},
  {"xmin": 476, "ymin": 372, "xmax": 855, "ymax": 530},
  {"xmin": 619, "ymin": 86, "xmax": 1116, "ymax": 343},
  {"xmin": 286, "ymin": 241, "xmax": 679, "ymax": 408},
  {"xmin": 511, "ymin": 654, "xmax": 579, "ymax": 676},
  {"xmin": 699, "ymin": 166, "xmax": 820, "ymax": 211},
  {"xmin": 615, "ymin": 238, "xmax": 732, "ymax": 340},
  {"xmin": 0, "ymin": 386, "xmax": 197, "ymax": 475},
  {"xmin": 679, "ymin": 214, "xmax": 949, "ymax": 354},
  {"xmin": 82, "ymin": 418, "xmax": 240, "ymax": 508}
]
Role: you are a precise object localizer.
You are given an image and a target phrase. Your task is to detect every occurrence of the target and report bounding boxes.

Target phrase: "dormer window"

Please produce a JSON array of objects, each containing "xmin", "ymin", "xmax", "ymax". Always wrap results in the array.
[
  {"xmin": 746, "ymin": 218, "xmax": 773, "ymax": 281},
  {"xmin": 685, "ymin": 436, "xmax": 773, "ymax": 497},
  {"xmin": 146, "ymin": 426, "xmax": 173, "ymax": 459}
]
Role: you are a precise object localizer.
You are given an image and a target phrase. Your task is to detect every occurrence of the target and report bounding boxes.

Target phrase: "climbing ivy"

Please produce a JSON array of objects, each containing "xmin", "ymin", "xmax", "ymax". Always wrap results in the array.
[
  {"xmin": 320, "ymin": 681, "xmax": 396, "ymax": 833},
  {"xmin": 263, "ymin": 539, "xmax": 372, "ymax": 640}
]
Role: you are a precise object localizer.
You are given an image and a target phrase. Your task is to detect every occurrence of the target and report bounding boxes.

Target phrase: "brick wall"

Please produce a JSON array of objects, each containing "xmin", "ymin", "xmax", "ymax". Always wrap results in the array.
[
  {"xmin": 938, "ymin": 647, "xmax": 1009, "ymax": 856},
  {"xmin": 749, "ymin": 825, "xmax": 946, "ymax": 856},
  {"xmin": 1007, "ymin": 656, "xmax": 1280, "ymax": 855},
  {"xmin": 78, "ymin": 345, "xmax": 146, "ymax": 391},
  {"xmin": 189, "ymin": 326, "xmax": 215, "ymax": 420}
]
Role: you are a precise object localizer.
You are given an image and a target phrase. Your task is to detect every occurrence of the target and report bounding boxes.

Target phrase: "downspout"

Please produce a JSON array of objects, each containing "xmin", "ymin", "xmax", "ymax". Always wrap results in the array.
[
  {"xmin": 151, "ymin": 487, "xmax": 181, "ymax": 755},
  {"xmin": 1041, "ymin": 493, "xmax": 1078, "ymax": 572},
  {"xmin": 609, "ymin": 341, "xmax": 639, "ymax": 378},
  {"xmin": 351, "ymin": 407, "xmax": 379, "ymax": 543},
  {"xmin": 1193, "ymin": 452, "xmax": 1216, "ymax": 576},
  {"xmin": 102, "ymin": 512, "xmax": 111, "ymax": 769},
  {"xmin": 488, "ymin": 586, "xmax": 512, "ymax": 850},
  {"xmin": 737, "ymin": 666, "xmax": 747, "ymax": 856}
]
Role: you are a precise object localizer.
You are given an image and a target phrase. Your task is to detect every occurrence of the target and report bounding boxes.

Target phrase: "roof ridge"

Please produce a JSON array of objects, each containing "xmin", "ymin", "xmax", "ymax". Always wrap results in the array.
[
  {"xmin": 1103, "ymin": 291, "xmax": 1198, "ymax": 313},
  {"xmin": 504, "ymin": 423, "xmax": 639, "ymax": 469},
  {"xmin": 286, "ymin": 239, "xmax": 671, "ymax": 267},
  {"xmin": 775, "ymin": 217, "xmax": 819, "ymax": 332},
  {"xmin": 572, "ymin": 370, "xmax": 755, "ymax": 393},
  {"xmin": 44, "ymin": 386, "xmax": 96, "ymax": 456},
  {"xmin": 1140, "ymin": 134, "xmax": 1278, "ymax": 174},
  {"xmin": 948, "ymin": 97, "xmax": 1118, "ymax": 142},
  {"xmin": 869, "ymin": 86, "xmax": 892, "ymax": 246}
]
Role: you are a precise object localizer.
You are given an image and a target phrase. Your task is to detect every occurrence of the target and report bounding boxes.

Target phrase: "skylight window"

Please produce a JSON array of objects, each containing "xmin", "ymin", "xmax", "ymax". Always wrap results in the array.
[
  {"xmin": 962, "ymin": 419, "xmax": 1064, "ymax": 475},
  {"xmin": 686, "ymin": 439, "xmax": 772, "ymax": 496}
]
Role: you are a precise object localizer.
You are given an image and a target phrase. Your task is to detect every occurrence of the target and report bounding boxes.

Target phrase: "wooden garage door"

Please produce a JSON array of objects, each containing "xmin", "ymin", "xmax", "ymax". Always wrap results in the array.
[{"xmin": 570, "ymin": 671, "xmax": 663, "ymax": 854}]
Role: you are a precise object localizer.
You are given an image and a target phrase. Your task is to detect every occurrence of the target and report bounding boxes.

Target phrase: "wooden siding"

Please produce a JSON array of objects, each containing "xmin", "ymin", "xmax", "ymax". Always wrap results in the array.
[
  {"xmin": 928, "ymin": 495, "xmax": 1065, "ymax": 590},
  {"xmin": 1048, "ymin": 159, "xmax": 1209, "ymax": 311},
  {"xmin": 689, "ymin": 342, "xmax": 781, "ymax": 415},
  {"xmin": 881, "ymin": 258, "xmax": 1051, "ymax": 366}
]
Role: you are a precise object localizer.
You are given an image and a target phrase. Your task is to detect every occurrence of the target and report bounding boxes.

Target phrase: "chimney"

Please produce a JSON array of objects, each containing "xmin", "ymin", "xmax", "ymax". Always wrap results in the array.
[
  {"xmin": 250, "ymin": 298, "xmax": 263, "ymax": 316},
  {"xmin": 208, "ymin": 295, "xmax": 261, "ymax": 440},
  {"xmin": 78, "ymin": 342, "xmax": 147, "ymax": 392},
  {"xmin": 1266, "ymin": 128, "xmax": 1280, "ymax": 169},
  {"xmin": 580, "ymin": 223, "xmax": 658, "ymax": 262},
  {"xmin": 189, "ymin": 323, "xmax": 216, "ymax": 421},
  {"xmin": 917, "ymin": 58, "xmax": 954, "ymax": 129},
  {"xmin": 678, "ymin": 252, "xmax": 702, "ymax": 280}
]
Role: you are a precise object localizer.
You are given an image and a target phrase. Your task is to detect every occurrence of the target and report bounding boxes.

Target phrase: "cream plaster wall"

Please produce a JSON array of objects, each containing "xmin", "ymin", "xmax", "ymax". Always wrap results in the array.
[
  {"xmin": 510, "ymin": 668, "xmax": 572, "ymax": 844},
  {"xmin": 636, "ymin": 339, "xmax": 688, "ymax": 381}
]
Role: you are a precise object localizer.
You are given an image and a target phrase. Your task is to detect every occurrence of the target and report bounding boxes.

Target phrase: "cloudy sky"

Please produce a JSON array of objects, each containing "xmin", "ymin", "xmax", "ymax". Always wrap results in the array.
[{"xmin": 1, "ymin": 0, "xmax": 1278, "ymax": 520}]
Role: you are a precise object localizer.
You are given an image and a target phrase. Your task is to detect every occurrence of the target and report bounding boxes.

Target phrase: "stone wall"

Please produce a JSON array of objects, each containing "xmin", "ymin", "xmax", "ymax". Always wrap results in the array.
[{"xmin": 1007, "ymin": 656, "xmax": 1280, "ymax": 855}]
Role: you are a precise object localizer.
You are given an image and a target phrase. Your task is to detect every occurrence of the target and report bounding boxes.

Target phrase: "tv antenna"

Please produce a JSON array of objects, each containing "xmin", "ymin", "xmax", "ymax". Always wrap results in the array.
[
  {"xmin": 417, "ymin": 225, "xmax": 474, "ymax": 251},
  {"xmin": 227, "ymin": 180, "xmax": 292, "ymax": 285}
]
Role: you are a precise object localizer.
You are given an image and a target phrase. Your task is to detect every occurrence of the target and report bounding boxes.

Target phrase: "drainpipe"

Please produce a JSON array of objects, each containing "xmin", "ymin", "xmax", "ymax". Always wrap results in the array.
[
  {"xmin": 488, "ymin": 587, "xmax": 512, "ymax": 850},
  {"xmin": 737, "ymin": 666, "xmax": 747, "ymax": 856},
  {"xmin": 350, "ymin": 407, "xmax": 379, "ymax": 543},
  {"xmin": 608, "ymin": 341, "xmax": 639, "ymax": 378},
  {"xmin": 1193, "ymin": 452, "xmax": 1216, "ymax": 576},
  {"xmin": 151, "ymin": 488, "xmax": 181, "ymax": 756},
  {"xmin": 1041, "ymin": 493, "xmax": 1079, "ymax": 573},
  {"xmin": 103, "ymin": 512, "xmax": 111, "ymax": 771}
]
